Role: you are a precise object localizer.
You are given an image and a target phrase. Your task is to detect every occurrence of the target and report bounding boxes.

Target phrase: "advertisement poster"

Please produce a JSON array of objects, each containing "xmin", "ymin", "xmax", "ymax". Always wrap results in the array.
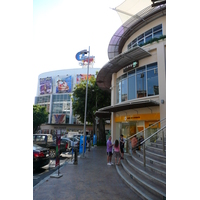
[
  {"xmin": 55, "ymin": 130, "xmax": 61, "ymax": 167},
  {"xmin": 52, "ymin": 114, "xmax": 66, "ymax": 124},
  {"xmin": 40, "ymin": 77, "xmax": 52, "ymax": 95},
  {"xmin": 76, "ymin": 74, "xmax": 94, "ymax": 85},
  {"xmin": 56, "ymin": 76, "xmax": 72, "ymax": 93}
]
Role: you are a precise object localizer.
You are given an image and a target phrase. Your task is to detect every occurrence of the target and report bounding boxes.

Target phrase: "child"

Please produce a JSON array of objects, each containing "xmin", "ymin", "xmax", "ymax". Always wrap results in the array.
[{"xmin": 113, "ymin": 139, "xmax": 121, "ymax": 165}]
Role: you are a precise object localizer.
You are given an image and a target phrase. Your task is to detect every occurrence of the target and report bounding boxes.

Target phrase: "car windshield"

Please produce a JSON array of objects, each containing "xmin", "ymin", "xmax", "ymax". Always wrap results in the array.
[{"xmin": 33, "ymin": 143, "xmax": 43, "ymax": 150}]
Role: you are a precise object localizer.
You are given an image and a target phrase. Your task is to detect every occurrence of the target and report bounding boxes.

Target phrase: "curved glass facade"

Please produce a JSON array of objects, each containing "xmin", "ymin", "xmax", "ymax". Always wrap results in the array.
[{"xmin": 116, "ymin": 62, "xmax": 159, "ymax": 103}]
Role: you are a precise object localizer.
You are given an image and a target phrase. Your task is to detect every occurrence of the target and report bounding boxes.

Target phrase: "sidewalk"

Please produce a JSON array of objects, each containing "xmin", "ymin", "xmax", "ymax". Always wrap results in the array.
[{"xmin": 33, "ymin": 146, "xmax": 140, "ymax": 200}]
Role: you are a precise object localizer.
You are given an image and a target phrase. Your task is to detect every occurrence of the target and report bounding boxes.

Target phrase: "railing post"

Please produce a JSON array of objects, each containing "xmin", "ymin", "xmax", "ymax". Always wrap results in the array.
[
  {"xmin": 143, "ymin": 143, "xmax": 146, "ymax": 167},
  {"xmin": 162, "ymin": 130, "xmax": 165, "ymax": 153}
]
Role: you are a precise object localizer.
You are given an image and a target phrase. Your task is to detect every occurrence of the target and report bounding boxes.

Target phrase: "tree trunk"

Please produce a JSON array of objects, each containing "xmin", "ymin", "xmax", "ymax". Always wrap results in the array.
[{"xmin": 98, "ymin": 118, "xmax": 106, "ymax": 145}]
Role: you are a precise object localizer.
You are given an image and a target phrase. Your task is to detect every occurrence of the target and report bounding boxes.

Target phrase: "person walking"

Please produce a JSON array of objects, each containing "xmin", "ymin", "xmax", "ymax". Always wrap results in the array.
[
  {"xmin": 107, "ymin": 135, "xmax": 113, "ymax": 165},
  {"xmin": 113, "ymin": 139, "xmax": 121, "ymax": 165},
  {"xmin": 120, "ymin": 134, "xmax": 125, "ymax": 159}
]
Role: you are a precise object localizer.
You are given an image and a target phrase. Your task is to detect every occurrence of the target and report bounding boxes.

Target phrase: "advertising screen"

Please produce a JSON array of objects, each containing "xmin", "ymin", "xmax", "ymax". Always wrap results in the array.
[
  {"xmin": 56, "ymin": 76, "xmax": 72, "ymax": 93},
  {"xmin": 40, "ymin": 77, "xmax": 52, "ymax": 95}
]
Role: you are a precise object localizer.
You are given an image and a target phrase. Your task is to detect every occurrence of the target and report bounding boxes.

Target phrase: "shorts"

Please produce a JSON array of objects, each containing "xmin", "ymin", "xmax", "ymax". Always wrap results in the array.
[
  {"xmin": 120, "ymin": 147, "xmax": 124, "ymax": 153},
  {"xmin": 107, "ymin": 151, "xmax": 112, "ymax": 157},
  {"xmin": 113, "ymin": 151, "xmax": 121, "ymax": 159}
]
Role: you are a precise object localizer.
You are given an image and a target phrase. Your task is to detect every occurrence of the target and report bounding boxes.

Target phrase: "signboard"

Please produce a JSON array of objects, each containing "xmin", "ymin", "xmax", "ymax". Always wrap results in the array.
[
  {"xmin": 76, "ymin": 74, "xmax": 94, "ymax": 85},
  {"xmin": 55, "ymin": 130, "xmax": 61, "ymax": 167},
  {"xmin": 52, "ymin": 114, "xmax": 66, "ymax": 124},
  {"xmin": 40, "ymin": 77, "xmax": 52, "ymax": 95},
  {"xmin": 123, "ymin": 61, "xmax": 139, "ymax": 73},
  {"xmin": 56, "ymin": 76, "xmax": 72, "ymax": 93}
]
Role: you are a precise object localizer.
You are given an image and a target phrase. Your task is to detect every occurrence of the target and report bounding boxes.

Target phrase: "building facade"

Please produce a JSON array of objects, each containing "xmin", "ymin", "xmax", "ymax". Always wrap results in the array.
[
  {"xmin": 96, "ymin": 4, "xmax": 166, "ymax": 143},
  {"xmin": 35, "ymin": 67, "xmax": 100, "ymax": 134}
]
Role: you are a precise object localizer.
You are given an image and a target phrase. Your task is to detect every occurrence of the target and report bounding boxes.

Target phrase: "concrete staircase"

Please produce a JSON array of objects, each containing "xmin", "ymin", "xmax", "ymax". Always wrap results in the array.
[{"xmin": 116, "ymin": 139, "xmax": 166, "ymax": 200}]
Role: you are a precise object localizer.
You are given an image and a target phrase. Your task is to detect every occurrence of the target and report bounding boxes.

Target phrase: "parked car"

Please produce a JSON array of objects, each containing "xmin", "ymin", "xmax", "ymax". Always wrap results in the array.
[
  {"xmin": 61, "ymin": 137, "xmax": 79, "ymax": 149},
  {"xmin": 33, "ymin": 144, "xmax": 50, "ymax": 170},
  {"xmin": 33, "ymin": 134, "xmax": 67, "ymax": 158}
]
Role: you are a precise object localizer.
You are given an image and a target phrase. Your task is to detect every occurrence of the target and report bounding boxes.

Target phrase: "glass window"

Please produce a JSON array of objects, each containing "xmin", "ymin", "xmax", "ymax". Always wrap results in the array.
[
  {"xmin": 145, "ymin": 29, "xmax": 152, "ymax": 36},
  {"xmin": 118, "ymin": 82, "xmax": 121, "ymax": 103},
  {"xmin": 136, "ymin": 66, "xmax": 145, "ymax": 74},
  {"xmin": 145, "ymin": 35, "xmax": 152, "ymax": 43},
  {"xmin": 127, "ymin": 24, "xmax": 163, "ymax": 49},
  {"xmin": 147, "ymin": 62, "xmax": 157, "ymax": 70},
  {"xmin": 153, "ymin": 30, "xmax": 162, "ymax": 38},
  {"xmin": 136, "ymin": 72, "xmax": 146, "ymax": 98},
  {"xmin": 128, "ymin": 75, "xmax": 136, "ymax": 100},
  {"xmin": 153, "ymin": 24, "xmax": 162, "ymax": 32},
  {"xmin": 121, "ymin": 79, "xmax": 127, "ymax": 102},
  {"xmin": 128, "ymin": 69, "xmax": 135, "ymax": 76},
  {"xmin": 138, "ymin": 33, "xmax": 144, "ymax": 40},
  {"xmin": 147, "ymin": 68, "xmax": 159, "ymax": 96}
]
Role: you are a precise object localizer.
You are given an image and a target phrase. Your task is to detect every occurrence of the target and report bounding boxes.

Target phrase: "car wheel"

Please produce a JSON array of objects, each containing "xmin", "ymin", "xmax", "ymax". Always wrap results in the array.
[{"xmin": 49, "ymin": 149, "xmax": 56, "ymax": 158}]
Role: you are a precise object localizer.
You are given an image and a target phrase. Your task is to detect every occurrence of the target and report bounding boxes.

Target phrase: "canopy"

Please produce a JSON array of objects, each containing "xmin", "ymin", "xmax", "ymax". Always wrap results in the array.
[{"xmin": 114, "ymin": 0, "xmax": 151, "ymax": 24}]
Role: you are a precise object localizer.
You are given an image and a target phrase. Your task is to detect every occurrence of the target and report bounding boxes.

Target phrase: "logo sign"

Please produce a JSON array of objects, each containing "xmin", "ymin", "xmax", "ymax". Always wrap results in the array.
[
  {"xmin": 123, "ymin": 61, "xmax": 139, "ymax": 73},
  {"xmin": 75, "ymin": 49, "xmax": 88, "ymax": 61}
]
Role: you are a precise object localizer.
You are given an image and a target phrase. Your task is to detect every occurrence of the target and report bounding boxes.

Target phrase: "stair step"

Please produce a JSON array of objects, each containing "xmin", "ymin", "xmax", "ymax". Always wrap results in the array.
[
  {"xmin": 131, "ymin": 153, "xmax": 166, "ymax": 175},
  {"xmin": 135, "ymin": 150, "xmax": 166, "ymax": 165},
  {"xmin": 125, "ymin": 156, "xmax": 166, "ymax": 186},
  {"xmin": 150, "ymin": 142, "xmax": 166, "ymax": 149},
  {"xmin": 139, "ymin": 149, "xmax": 166, "ymax": 162},
  {"xmin": 116, "ymin": 165, "xmax": 162, "ymax": 200},
  {"xmin": 146, "ymin": 146, "xmax": 166, "ymax": 155},
  {"xmin": 121, "ymin": 160, "xmax": 166, "ymax": 199}
]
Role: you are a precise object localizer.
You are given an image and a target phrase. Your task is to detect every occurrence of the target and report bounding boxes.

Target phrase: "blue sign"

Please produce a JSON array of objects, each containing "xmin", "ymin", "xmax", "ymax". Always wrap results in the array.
[{"xmin": 75, "ymin": 49, "xmax": 88, "ymax": 61}]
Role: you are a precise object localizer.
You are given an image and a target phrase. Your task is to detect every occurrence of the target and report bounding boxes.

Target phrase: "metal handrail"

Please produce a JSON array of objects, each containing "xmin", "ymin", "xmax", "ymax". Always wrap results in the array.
[
  {"xmin": 140, "ymin": 125, "xmax": 166, "ymax": 145},
  {"xmin": 126, "ymin": 118, "xmax": 166, "ymax": 141},
  {"xmin": 141, "ymin": 125, "xmax": 166, "ymax": 167}
]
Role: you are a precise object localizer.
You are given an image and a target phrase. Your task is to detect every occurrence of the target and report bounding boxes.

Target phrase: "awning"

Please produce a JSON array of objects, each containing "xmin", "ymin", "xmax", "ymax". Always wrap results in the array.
[
  {"xmin": 95, "ymin": 111, "xmax": 111, "ymax": 119},
  {"xmin": 97, "ymin": 99, "xmax": 159, "ymax": 114},
  {"xmin": 96, "ymin": 46, "xmax": 151, "ymax": 91}
]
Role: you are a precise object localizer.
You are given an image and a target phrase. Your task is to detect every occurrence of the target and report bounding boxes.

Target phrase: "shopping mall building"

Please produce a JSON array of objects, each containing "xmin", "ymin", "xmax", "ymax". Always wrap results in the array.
[
  {"xmin": 96, "ymin": 3, "xmax": 166, "ymax": 142},
  {"xmin": 34, "ymin": 67, "xmax": 100, "ymax": 135}
]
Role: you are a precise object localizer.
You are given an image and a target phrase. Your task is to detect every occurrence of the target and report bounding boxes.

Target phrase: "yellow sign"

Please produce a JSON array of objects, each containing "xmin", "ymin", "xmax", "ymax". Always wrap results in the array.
[{"xmin": 115, "ymin": 113, "xmax": 160, "ymax": 122}]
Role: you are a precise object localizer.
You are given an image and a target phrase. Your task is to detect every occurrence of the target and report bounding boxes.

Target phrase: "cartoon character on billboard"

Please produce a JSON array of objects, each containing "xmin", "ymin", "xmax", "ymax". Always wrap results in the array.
[{"xmin": 56, "ymin": 76, "xmax": 72, "ymax": 93}]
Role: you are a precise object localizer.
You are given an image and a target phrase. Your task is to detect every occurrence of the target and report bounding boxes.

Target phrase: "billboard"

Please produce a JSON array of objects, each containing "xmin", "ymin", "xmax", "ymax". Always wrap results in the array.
[
  {"xmin": 40, "ymin": 77, "xmax": 52, "ymax": 95},
  {"xmin": 76, "ymin": 74, "xmax": 94, "ymax": 85},
  {"xmin": 56, "ymin": 76, "xmax": 72, "ymax": 93},
  {"xmin": 52, "ymin": 114, "xmax": 66, "ymax": 124}
]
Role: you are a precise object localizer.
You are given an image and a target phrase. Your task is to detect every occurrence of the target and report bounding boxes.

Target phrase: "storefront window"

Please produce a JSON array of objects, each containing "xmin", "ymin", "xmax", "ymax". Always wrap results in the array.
[
  {"xmin": 121, "ymin": 79, "xmax": 127, "ymax": 102},
  {"xmin": 136, "ymin": 69, "xmax": 146, "ymax": 98},
  {"xmin": 128, "ymin": 73, "xmax": 136, "ymax": 100}
]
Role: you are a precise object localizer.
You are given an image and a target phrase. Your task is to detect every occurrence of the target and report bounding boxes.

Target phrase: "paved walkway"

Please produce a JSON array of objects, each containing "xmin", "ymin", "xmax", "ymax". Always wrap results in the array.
[{"xmin": 33, "ymin": 146, "xmax": 140, "ymax": 200}]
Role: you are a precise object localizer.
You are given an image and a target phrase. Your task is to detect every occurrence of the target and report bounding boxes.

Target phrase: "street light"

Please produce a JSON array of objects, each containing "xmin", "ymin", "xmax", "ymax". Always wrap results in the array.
[{"xmin": 75, "ymin": 47, "xmax": 95, "ymax": 157}]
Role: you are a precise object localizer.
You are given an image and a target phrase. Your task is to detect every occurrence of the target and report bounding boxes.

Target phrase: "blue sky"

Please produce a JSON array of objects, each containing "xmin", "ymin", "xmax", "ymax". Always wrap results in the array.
[{"xmin": 33, "ymin": 0, "xmax": 123, "ymax": 102}]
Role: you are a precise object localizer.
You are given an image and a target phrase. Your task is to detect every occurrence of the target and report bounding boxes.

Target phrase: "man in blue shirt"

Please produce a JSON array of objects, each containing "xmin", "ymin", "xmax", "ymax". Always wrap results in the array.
[{"xmin": 107, "ymin": 135, "xmax": 113, "ymax": 165}]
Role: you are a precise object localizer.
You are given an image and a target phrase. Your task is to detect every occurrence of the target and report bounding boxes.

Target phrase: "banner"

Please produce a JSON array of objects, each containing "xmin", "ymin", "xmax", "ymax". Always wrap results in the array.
[
  {"xmin": 52, "ymin": 114, "xmax": 66, "ymax": 124},
  {"xmin": 76, "ymin": 74, "xmax": 94, "ymax": 85},
  {"xmin": 40, "ymin": 77, "xmax": 52, "ymax": 95},
  {"xmin": 56, "ymin": 76, "xmax": 72, "ymax": 93}
]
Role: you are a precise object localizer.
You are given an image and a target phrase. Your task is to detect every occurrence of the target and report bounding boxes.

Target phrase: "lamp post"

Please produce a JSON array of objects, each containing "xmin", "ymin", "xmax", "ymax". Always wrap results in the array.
[
  {"xmin": 75, "ymin": 47, "xmax": 95, "ymax": 157},
  {"xmin": 92, "ymin": 89, "xmax": 98, "ymax": 139},
  {"xmin": 82, "ymin": 46, "xmax": 90, "ymax": 158}
]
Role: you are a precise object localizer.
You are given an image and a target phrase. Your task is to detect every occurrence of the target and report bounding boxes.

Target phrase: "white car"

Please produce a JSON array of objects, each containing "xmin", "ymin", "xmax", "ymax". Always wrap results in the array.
[{"xmin": 61, "ymin": 137, "xmax": 79, "ymax": 148}]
